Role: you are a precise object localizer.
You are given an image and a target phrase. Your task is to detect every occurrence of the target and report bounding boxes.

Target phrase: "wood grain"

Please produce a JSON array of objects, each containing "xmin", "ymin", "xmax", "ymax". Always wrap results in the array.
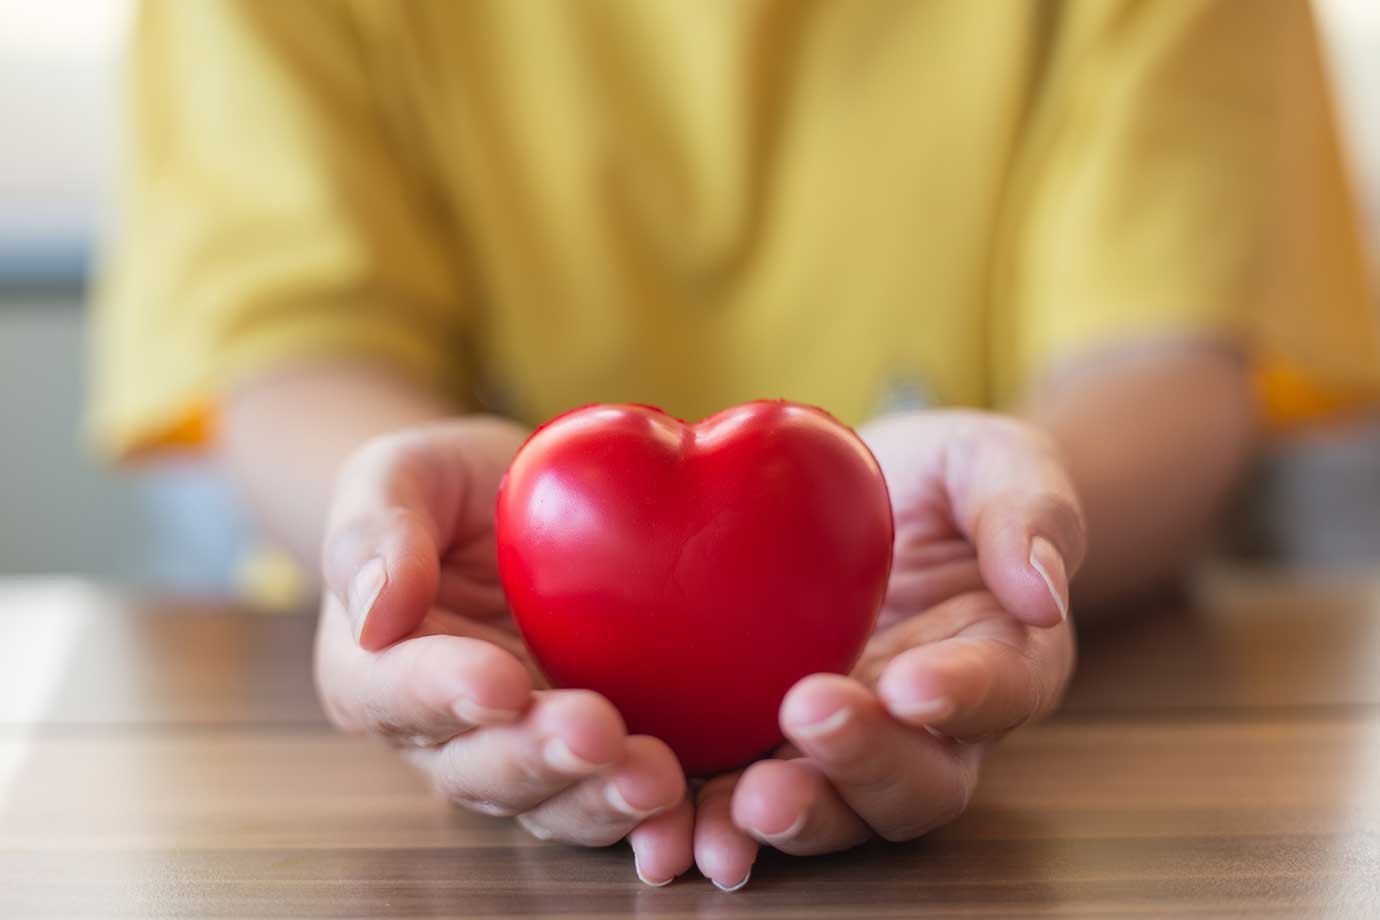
[{"xmin": 1, "ymin": 573, "xmax": 1377, "ymax": 917}]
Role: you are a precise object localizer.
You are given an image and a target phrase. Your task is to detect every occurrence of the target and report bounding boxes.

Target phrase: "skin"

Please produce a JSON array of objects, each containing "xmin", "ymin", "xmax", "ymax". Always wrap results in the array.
[{"xmin": 221, "ymin": 345, "xmax": 1255, "ymax": 889}]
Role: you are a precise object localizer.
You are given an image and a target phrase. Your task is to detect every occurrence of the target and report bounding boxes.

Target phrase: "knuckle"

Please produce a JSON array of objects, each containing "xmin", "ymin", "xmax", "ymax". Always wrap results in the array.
[
  {"xmin": 442, "ymin": 779, "xmax": 519, "ymax": 817},
  {"xmin": 359, "ymin": 695, "xmax": 408, "ymax": 742},
  {"xmin": 353, "ymin": 646, "xmax": 463, "ymax": 747},
  {"xmin": 512, "ymin": 751, "xmax": 556, "ymax": 786},
  {"xmin": 517, "ymin": 812, "xmax": 624, "ymax": 847},
  {"xmin": 852, "ymin": 740, "xmax": 979, "ymax": 843},
  {"xmin": 465, "ymin": 797, "xmax": 521, "ymax": 819},
  {"xmin": 431, "ymin": 750, "xmax": 519, "ymax": 816},
  {"xmin": 812, "ymin": 736, "xmax": 892, "ymax": 789},
  {"xmin": 358, "ymin": 678, "xmax": 443, "ymax": 747},
  {"xmin": 886, "ymin": 760, "xmax": 974, "ymax": 841},
  {"xmin": 360, "ymin": 710, "xmax": 447, "ymax": 750},
  {"xmin": 961, "ymin": 635, "xmax": 1040, "ymax": 739}
]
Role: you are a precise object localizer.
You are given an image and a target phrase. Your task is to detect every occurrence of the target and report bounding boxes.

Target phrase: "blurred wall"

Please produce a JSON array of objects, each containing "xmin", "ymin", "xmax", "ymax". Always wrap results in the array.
[
  {"xmin": 0, "ymin": 0, "xmax": 125, "ymax": 282},
  {"xmin": 0, "ymin": 0, "xmax": 241, "ymax": 584},
  {"xmin": 0, "ymin": 298, "xmax": 150, "ymax": 578},
  {"xmin": 0, "ymin": 296, "xmax": 245, "ymax": 586},
  {"xmin": 0, "ymin": 1, "xmax": 150, "ymax": 580}
]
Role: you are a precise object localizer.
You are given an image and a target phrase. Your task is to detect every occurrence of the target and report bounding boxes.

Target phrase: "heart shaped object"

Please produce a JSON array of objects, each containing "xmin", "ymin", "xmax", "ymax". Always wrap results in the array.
[{"xmin": 496, "ymin": 401, "xmax": 894, "ymax": 775}]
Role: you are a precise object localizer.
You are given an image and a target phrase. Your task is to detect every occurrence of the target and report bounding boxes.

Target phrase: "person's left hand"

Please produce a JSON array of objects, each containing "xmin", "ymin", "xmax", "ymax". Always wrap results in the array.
[{"xmin": 689, "ymin": 411, "xmax": 1087, "ymax": 891}]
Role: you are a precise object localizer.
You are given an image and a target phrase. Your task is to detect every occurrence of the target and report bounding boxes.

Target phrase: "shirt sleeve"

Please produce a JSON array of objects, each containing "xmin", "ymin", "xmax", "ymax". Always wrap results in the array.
[
  {"xmin": 991, "ymin": 0, "xmax": 1379, "ymax": 413},
  {"xmin": 89, "ymin": 0, "xmax": 470, "ymax": 459}
]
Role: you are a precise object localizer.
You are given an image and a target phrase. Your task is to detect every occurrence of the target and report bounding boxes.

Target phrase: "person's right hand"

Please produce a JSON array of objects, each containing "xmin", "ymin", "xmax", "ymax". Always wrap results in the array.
[{"xmin": 312, "ymin": 417, "xmax": 693, "ymax": 885}]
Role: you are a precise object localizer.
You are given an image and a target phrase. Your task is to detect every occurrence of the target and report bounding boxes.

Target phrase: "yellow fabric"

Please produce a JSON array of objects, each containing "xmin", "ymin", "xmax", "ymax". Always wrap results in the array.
[{"xmin": 91, "ymin": 0, "xmax": 1379, "ymax": 457}]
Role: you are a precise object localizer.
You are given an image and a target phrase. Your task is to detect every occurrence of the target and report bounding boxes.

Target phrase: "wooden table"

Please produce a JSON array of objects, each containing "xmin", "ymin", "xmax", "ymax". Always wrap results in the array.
[{"xmin": 1, "ymin": 573, "xmax": 1377, "ymax": 918}]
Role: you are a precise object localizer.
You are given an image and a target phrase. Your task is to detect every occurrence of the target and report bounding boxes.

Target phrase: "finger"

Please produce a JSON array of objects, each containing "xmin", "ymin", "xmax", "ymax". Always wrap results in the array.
[
  {"xmin": 322, "ymin": 419, "xmax": 522, "ymax": 650},
  {"xmin": 693, "ymin": 772, "xmax": 759, "ymax": 891},
  {"xmin": 779, "ymin": 674, "xmax": 980, "ymax": 842},
  {"xmin": 316, "ymin": 610, "xmax": 533, "ymax": 746},
  {"xmin": 943, "ymin": 417, "xmax": 1086, "ymax": 628},
  {"xmin": 517, "ymin": 735, "xmax": 685, "ymax": 847},
  {"xmin": 958, "ymin": 434, "xmax": 1084, "ymax": 627},
  {"xmin": 436, "ymin": 517, "xmax": 510, "ymax": 621},
  {"xmin": 877, "ymin": 614, "xmax": 1072, "ymax": 742},
  {"xmin": 412, "ymin": 689, "xmax": 626, "ymax": 817},
  {"xmin": 629, "ymin": 796, "xmax": 695, "ymax": 887},
  {"xmin": 894, "ymin": 533, "xmax": 975, "ymax": 567},
  {"xmin": 322, "ymin": 432, "xmax": 450, "ymax": 649},
  {"xmin": 864, "ymin": 412, "xmax": 1087, "ymax": 628},
  {"xmin": 881, "ymin": 555, "xmax": 981, "ymax": 622},
  {"xmin": 730, "ymin": 758, "xmax": 870, "ymax": 857}
]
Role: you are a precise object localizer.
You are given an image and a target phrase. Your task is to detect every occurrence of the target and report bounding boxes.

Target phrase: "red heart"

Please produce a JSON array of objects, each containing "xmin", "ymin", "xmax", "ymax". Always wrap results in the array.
[{"xmin": 496, "ymin": 401, "xmax": 894, "ymax": 775}]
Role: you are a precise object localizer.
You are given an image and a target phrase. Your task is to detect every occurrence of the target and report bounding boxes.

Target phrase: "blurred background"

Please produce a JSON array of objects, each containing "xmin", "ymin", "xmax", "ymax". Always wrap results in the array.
[
  {"xmin": 1, "ymin": 0, "xmax": 1378, "ymax": 594},
  {"xmin": 0, "ymin": 0, "xmax": 246, "ymax": 592}
]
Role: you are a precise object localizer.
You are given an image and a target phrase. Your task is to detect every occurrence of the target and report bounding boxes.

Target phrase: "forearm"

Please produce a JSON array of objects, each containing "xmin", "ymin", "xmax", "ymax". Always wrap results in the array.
[
  {"xmin": 1021, "ymin": 346, "xmax": 1258, "ymax": 610},
  {"xmin": 219, "ymin": 362, "xmax": 455, "ymax": 565}
]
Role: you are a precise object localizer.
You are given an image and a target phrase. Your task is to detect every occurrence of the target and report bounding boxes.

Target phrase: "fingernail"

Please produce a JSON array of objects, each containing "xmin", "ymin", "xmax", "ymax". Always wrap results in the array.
[
  {"xmin": 713, "ymin": 869, "xmax": 751, "ymax": 892},
  {"xmin": 452, "ymin": 697, "xmax": 522, "ymax": 727},
  {"xmin": 887, "ymin": 695, "xmax": 955, "ymax": 724},
  {"xmin": 348, "ymin": 556, "xmax": 387, "ymax": 642},
  {"xmin": 752, "ymin": 812, "xmax": 807, "ymax": 846},
  {"xmin": 634, "ymin": 854, "xmax": 673, "ymax": 888},
  {"xmin": 1028, "ymin": 536, "xmax": 1069, "ymax": 622},
  {"xmin": 605, "ymin": 782, "xmax": 657, "ymax": 819},
  {"xmin": 789, "ymin": 706, "xmax": 852, "ymax": 740},
  {"xmin": 542, "ymin": 737, "xmax": 607, "ymax": 774}
]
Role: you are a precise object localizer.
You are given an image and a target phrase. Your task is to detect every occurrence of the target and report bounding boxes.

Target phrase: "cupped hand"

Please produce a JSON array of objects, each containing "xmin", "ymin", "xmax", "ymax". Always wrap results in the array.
[
  {"xmin": 312, "ymin": 418, "xmax": 693, "ymax": 885},
  {"xmin": 691, "ymin": 411, "xmax": 1087, "ymax": 890}
]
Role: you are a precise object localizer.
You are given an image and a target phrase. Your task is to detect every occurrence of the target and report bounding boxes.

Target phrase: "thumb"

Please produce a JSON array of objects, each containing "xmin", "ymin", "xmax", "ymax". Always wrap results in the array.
[
  {"xmin": 944, "ymin": 417, "xmax": 1087, "ymax": 628},
  {"xmin": 971, "ymin": 492, "xmax": 1084, "ymax": 628},
  {"xmin": 321, "ymin": 432, "xmax": 450, "ymax": 650}
]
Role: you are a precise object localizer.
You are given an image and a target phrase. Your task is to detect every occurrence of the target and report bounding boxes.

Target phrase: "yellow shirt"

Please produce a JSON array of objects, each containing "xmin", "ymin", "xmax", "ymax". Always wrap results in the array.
[{"xmin": 92, "ymin": 0, "xmax": 1378, "ymax": 458}]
